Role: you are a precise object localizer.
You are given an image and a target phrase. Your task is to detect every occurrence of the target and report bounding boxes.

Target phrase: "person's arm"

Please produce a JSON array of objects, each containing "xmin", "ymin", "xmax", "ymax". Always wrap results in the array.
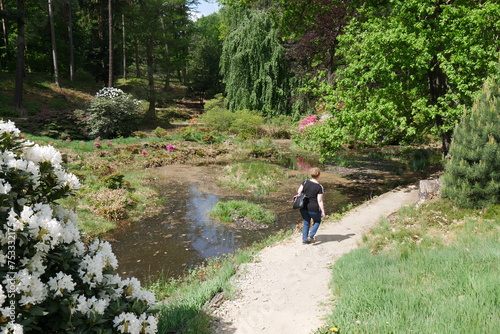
[
  {"xmin": 292, "ymin": 184, "xmax": 304, "ymax": 201},
  {"xmin": 317, "ymin": 193, "xmax": 325, "ymax": 217}
]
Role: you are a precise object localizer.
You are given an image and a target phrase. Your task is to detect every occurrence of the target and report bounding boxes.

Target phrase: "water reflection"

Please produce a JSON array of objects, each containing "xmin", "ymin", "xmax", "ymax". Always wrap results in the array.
[
  {"xmin": 110, "ymin": 182, "xmax": 274, "ymax": 282},
  {"xmin": 109, "ymin": 165, "xmax": 362, "ymax": 283}
]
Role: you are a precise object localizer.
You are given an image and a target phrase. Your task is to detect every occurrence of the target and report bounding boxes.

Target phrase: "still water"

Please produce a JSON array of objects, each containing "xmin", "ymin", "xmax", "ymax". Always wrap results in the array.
[{"xmin": 108, "ymin": 163, "xmax": 373, "ymax": 282}]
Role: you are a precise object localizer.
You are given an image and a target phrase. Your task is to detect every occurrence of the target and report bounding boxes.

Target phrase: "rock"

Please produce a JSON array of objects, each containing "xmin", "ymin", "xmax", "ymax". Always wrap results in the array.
[{"xmin": 417, "ymin": 179, "xmax": 441, "ymax": 204}]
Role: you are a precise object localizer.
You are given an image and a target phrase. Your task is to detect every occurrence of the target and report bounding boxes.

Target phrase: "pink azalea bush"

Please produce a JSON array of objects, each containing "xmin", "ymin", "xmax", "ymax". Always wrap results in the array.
[{"xmin": 297, "ymin": 114, "xmax": 319, "ymax": 132}]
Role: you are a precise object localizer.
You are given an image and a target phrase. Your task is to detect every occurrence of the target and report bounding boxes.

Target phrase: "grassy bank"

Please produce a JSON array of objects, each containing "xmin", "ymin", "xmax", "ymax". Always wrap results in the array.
[
  {"xmin": 146, "ymin": 197, "xmax": 499, "ymax": 334},
  {"xmin": 146, "ymin": 230, "xmax": 294, "ymax": 333},
  {"xmin": 317, "ymin": 199, "xmax": 500, "ymax": 333}
]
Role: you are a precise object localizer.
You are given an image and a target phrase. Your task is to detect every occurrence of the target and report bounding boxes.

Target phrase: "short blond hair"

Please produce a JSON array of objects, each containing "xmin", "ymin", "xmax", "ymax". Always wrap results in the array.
[{"xmin": 309, "ymin": 167, "xmax": 321, "ymax": 178}]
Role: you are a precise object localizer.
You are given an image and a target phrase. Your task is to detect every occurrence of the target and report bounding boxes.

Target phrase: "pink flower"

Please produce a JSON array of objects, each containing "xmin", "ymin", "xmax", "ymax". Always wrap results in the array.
[
  {"xmin": 66, "ymin": 137, "xmax": 72, "ymax": 142},
  {"xmin": 94, "ymin": 142, "xmax": 101, "ymax": 148},
  {"xmin": 166, "ymin": 145, "xmax": 176, "ymax": 152},
  {"xmin": 297, "ymin": 114, "xmax": 319, "ymax": 131},
  {"xmin": 20, "ymin": 135, "xmax": 25, "ymax": 139},
  {"xmin": 106, "ymin": 140, "xmax": 113, "ymax": 146},
  {"xmin": 141, "ymin": 150, "xmax": 148, "ymax": 156}
]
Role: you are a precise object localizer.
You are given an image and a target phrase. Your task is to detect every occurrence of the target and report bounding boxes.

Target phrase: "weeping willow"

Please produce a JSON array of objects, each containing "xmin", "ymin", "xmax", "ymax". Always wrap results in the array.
[{"xmin": 220, "ymin": 10, "xmax": 291, "ymax": 117}]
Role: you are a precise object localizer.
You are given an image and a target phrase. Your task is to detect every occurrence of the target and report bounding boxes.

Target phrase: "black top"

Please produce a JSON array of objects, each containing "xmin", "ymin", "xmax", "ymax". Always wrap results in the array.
[{"xmin": 302, "ymin": 179, "xmax": 324, "ymax": 212}]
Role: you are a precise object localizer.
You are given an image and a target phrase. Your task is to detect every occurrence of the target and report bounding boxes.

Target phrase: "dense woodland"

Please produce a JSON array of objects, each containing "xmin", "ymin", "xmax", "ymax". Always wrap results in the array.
[{"xmin": 1, "ymin": 0, "xmax": 499, "ymax": 156}]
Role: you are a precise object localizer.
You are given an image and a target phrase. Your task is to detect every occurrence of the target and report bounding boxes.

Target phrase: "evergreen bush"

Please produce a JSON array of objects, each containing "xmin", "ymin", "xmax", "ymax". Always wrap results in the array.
[
  {"xmin": 0, "ymin": 120, "xmax": 157, "ymax": 333},
  {"xmin": 441, "ymin": 67, "xmax": 500, "ymax": 208},
  {"xmin": 87, "ymin": 87, "xmax": 142, "ymax": 139}
]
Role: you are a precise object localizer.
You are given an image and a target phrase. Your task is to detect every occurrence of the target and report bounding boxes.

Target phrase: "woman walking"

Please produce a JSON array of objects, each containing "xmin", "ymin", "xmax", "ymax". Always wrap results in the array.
[{"xmin": 294, "ymin": 167, "xmax": 326, "ymax": 244}]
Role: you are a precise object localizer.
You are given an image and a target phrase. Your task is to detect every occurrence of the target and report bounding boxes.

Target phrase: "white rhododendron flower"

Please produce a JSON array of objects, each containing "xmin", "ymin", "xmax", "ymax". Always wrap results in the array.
[
  {"xmin": 11, "ymin": 270, "xmax": 48, "ymax": 306},
  {"xmin": 0, "ymin": 179, "xmax": 11, "ymax": 194},
  {"xmin": 0, "ymin": 323, "xmax": 24, "ymax": 334},
  {"xmin": 0, "ymin": 120, "xmax": 20, "ymax": 136},
  {"xmin": 22, "ymin": 144, "xmax": 62, "ymax": 166},
  {"xmin": 0, "ymin": 120, "xmax": 157, "ymax": 333},
  {"xmin": 47, "ymin": 272, "xmax": 76, "ymax": 297}
]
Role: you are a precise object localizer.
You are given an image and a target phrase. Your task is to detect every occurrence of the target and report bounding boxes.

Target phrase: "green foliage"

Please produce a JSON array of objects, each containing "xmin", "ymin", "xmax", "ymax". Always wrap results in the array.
[
  {"xmin": 217, "ymin": 161, "xmax": 287, "ymax": 195},
  {"xmin": 16, "ymin": 109, "xmax": 89, "ymax": 140},
  {"xmin": 441, "ymin": 67, "xmax": 500, "ymax": 208},
  {"xmin": 199, "ymin": 106, "xmax": 236, "ymax": 132},
  {"xmin": 264, "ymin": 115, "xmax": 293, "ymax": 139},
  {"xmin": 153, "ymin": 126, "xmax": 170, "ymax": 138},
  {"xmin": 230, "ymin": 109, "xmax": 265, "ymax": 138},
  {"xmin": 188, "ymin": 14, "xmax": 225, "ymax": 98},
  {"xmin": 209, "ymin": 200, "xmax": 275, "ymax": 224},
  {"xmin": 199, "ymin": 106, "xmax": 265, "ymax": 138},
  {"xmin": 100, "ymin": 172, "xmax": 126, "ymax": 189},
  {"xmin": 132, "ymin": 131, "xmax": 148, "ymax": 139},
  {"xmin": 87, "ymin": 87, "xmax": 143, "ymax": 139},
  {"xmin": 220, "ymin": 9, "xmax": 291, "ymax": 116},
  {"xmin": 297, "ymin": 0, "xmax": 500, "ymax": 158}
]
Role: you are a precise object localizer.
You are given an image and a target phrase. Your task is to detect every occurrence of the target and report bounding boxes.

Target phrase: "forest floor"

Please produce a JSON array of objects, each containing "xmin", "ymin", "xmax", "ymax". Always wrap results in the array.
[{"xmin": 209, "ymin": 184, "xmax": 419, "ymax": 334}]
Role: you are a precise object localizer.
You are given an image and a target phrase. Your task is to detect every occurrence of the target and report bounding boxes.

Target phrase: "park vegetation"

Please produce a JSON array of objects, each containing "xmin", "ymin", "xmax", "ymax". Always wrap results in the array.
[{"xmin": 1, "ymin": 0, "xmax": 499, "ymax": 333}]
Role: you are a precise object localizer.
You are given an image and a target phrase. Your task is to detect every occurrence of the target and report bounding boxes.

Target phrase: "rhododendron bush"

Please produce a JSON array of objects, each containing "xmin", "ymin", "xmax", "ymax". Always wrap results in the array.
[{"xmin": 0, "ymin": 120, "xmax": 157, "ymax": 333}]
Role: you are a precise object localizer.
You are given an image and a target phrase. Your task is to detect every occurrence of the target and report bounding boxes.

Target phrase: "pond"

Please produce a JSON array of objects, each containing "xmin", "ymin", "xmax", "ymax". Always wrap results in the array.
[{"xmin": 108, "ymin": 153, "xmax": 428, "ymax": 283}]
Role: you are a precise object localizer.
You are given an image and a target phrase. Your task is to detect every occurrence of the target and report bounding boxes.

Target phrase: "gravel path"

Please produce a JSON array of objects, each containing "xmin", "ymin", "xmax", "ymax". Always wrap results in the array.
[{"xmin": 211, "ymin": 184, "xmax": 419, "ymax": 334}]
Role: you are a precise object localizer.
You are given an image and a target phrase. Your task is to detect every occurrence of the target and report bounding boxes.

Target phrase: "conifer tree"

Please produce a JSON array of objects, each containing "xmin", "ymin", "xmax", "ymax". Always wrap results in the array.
[{"xmin": 441, "ymin": 65, "xmax": 500, "ymax": 208}]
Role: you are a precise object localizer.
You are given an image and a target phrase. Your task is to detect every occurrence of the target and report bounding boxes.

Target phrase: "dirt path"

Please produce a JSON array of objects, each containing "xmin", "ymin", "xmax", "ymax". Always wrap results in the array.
[{"xmin": 211, "ymin": 184, "xmax": 419, "ymax": 334}]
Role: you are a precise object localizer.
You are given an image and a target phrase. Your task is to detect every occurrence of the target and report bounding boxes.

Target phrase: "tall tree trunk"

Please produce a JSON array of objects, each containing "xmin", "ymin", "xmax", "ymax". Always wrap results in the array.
[
  {"xmin": 122, "ymin": 14, "xmax": 126, "ymax": 79},
  {"xmin": 134, "ymin": 39, "xmax": 140, "ymax": 77},
  {"xmin": 14, "ymin": 0, "xmax": 26, "ymax": 116},
  {"xmin": 108, "ymin": 0, "xmax": 113, "ymax": 87},
  {"xmin": 0, "ymin": 0, "xmax": 9, "ymax": 70},
  {"xmin": 48, "ymin": 0, "xmax": 60, "ymax": 87},
  {"xmin": 67, "ymin": 0, "xmax": 74, "ymax": 81},
  {"xmin": 146, "ymin": 37, "xmax": 156, "ymax": 119},
  {"xmin": 428, "ymin": 56, "xmax": 452, "ymax": 155},
  {"xmin": 160, "ymin": 16, "xmax": 170, "ymax": 90}
]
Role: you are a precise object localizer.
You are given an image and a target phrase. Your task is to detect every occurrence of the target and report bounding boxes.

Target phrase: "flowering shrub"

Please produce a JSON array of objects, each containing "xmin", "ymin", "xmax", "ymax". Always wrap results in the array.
[
  {"xmin": 297, "ymin": 114, "xmax": 319, "ymax": 132},
  {"xmin": 0, "ymin": 120, "xmax": 157, "ymax": 333},
  {"xmin": 292, "ymin": 113, "xmax": 339, "ymax": 161},
  {"xmin": 87, "ymin": 87, "xmax": 142, "ymax": 139}
]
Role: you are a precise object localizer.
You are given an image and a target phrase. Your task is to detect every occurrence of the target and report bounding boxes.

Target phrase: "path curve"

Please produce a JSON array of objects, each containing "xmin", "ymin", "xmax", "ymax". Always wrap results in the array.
[{"xmin": 211, "ymin": 184, "xmax": 419, "ymax": 334}]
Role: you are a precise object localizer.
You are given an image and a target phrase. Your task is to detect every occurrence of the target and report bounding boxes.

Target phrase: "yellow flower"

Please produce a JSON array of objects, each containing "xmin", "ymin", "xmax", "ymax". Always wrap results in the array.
[{"xmin": 330, "ymin": 327, "xmax": 339, "ymax": 332}]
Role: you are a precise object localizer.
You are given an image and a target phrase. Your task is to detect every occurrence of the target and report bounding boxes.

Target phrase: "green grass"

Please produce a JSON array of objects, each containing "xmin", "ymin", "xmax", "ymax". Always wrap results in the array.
[
  {"xmin": 217, "ymin": 161, "xmax": 288, "ymax": 195},
  {"xmin": 320, "ymin": 199, "xmax": 500, "ymax": 333},
  {"xmin": 148, "ymin": 230, "xmax": 293, "ymax": 334},
  {"xmin": 208, "ymin": 200, "xmax": 276, "ymax": 224}
]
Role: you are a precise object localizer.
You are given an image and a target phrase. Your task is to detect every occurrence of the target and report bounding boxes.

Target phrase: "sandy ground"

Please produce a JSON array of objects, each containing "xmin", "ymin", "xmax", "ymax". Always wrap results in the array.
[{"xmin": 210, "ymin": 184, "xmax": 419, "ymax": 334}]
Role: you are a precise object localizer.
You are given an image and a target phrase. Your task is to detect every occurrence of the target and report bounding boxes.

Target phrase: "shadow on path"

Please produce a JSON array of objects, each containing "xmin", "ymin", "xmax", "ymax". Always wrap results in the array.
[{"xmin": 313, "ymin": 233, "xmax": 356, "ymax": 245}]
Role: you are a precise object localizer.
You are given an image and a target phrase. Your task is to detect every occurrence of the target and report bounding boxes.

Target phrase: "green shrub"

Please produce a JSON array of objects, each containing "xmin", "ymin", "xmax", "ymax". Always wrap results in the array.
[
  {"xmin": 199, "ymin": 106, "xmax": 236, "ymax": 133},
  {"xmin": 133, "ymin": 130, "xmax": 148, "ymax": 138},
  {"xmin": 181, "ymin": 126, "xmax": 202, "ymax": 142},
  {"xmin": 101, "ymin": 172, "xmax": 126, "ymax": 189},
  {"xmin": 265, "ymin": 115, "xmax": 293, "ymax": 139},
  {"xmin": 153, "ymin": 126, "xmax": 169, "ymax": 138},
  {"xmin": 16, "ymin": 109, "xmax": 89, "ymax": 140},
  {"xmin": 230, "ymin": 110, "xmax": 265, "ymax": 138},
  {"xmin": 441, "ymin": 66, "xmax": 500, "ymax": 208},
  {"xmin": 87, "ymin": 87, "xmax": 142, "ymax": 139},
  {"xmin": 203, "ymin": 94, "xmax": 225, "ymax": 112}
]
